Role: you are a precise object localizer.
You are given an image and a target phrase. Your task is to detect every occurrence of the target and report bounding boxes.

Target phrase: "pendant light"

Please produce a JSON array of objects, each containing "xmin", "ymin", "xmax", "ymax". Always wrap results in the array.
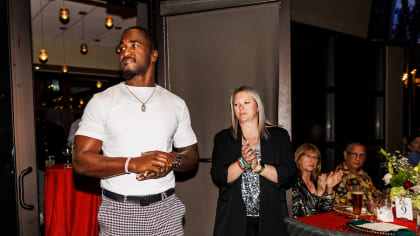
[
  {"xmin": 96, "ymin": 80, "xmax": 102, "ymax": 89},
  {"xmin": 115, "ymin": 26, "xmax": 121, "ymax": 54},
  {"xmin": 59, "ymin": 0, "xmax": 70, "ymax": 24},
  {"xmin": 61, "ymin": 27, "xmax": 68, "ymax": 73},
  {"xmin": 79, "ymin": 11, "xmax": 88, "ymax": 54},
  {"xmin": 105, "ymin": 16, "xmax": 113, "ymax": 29},
  {"xmin": 39, "ymin": 0, "xmax": 48, "ymax": 63}
]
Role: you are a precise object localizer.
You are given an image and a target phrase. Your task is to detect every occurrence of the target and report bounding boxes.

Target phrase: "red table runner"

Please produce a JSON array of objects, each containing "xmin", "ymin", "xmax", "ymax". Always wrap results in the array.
[
  {"xmin": 44, "ymin": 164, "xmax": 101, "ymax": 236},
  {"xmin": 297, "ymin": 211, "xmax": 417, "ymax": 234}
]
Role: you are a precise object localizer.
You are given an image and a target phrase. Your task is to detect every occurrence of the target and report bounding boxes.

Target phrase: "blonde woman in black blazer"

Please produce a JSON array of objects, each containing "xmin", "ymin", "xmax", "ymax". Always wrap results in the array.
[{"xmin": 211, "ymin": 86, "xmax": 297, "ymax": 236}]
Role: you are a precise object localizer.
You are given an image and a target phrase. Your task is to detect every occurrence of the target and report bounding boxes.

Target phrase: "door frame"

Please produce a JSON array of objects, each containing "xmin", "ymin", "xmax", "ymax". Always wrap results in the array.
[{"xmin": 8, "ymin": 0, "xmax": 40, "ymax": 235}]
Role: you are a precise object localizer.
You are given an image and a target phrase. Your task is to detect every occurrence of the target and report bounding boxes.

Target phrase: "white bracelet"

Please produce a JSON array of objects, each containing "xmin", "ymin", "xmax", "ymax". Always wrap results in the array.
[{"xmin": 125, "ymin": 157, "xmax": 132, "ymax": 174}]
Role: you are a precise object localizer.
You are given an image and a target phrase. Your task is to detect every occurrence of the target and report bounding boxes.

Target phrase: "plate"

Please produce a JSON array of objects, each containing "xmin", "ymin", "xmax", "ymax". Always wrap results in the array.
[{"xmin": 333, "ymin": 204, "xmax": 368, "ymax": 216}]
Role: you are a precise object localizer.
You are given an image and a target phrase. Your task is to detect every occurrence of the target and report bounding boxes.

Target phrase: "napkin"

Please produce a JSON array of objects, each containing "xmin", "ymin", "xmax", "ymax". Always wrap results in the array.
[
  {"xmin": 346, "ymin": 220, "xmax": 415, "ymax": 236},
  {"xmin": 358, "ymin": 222, "xmax": 407, "ymax": 231}
]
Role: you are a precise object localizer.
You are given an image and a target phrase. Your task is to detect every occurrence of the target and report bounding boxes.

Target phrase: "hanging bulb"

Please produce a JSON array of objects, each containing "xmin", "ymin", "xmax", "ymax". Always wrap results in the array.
[
  {"xmin": 61, "ymin": 64, "xmax": 69, "ymax": 73},
  {"xmin": 39, "ymin": 49, "xmax": 48, "ymax": 63},
  {"xmin": 80, "ymin": 43, "xmax": 88, "ymax": 54},
  {"xmin": 115, "ymin": 45, "xmax": 121, "ymax": 54},
  {"xmin": 96, "ymin": 80, "xmax": 102, "ymax": 89},
  {"xmin": 59, "ymin": 6, "xmax": 70, "ymax": 24},
  {"xmin": 105, "ymin": 16, "xmax": 113, "ymax": 29}
]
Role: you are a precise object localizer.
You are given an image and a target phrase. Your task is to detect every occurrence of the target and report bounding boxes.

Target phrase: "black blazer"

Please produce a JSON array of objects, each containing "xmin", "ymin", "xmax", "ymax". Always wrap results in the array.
[{"xmin": 211, "ymin": 126, "xmax": 297, "ymax": 236}]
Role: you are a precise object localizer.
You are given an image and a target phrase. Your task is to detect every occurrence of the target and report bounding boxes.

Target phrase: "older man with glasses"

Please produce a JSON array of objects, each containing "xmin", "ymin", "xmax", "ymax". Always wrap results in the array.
[{"xmin": 334, "ymin": 142, "xmax": 381, "ymax": 205}]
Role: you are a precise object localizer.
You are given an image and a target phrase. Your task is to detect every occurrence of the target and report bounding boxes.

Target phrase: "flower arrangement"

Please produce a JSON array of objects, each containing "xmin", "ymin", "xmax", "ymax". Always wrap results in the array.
[{"xmin": 380, "ymin": 149, "xmax": 420, "ymax": 210}]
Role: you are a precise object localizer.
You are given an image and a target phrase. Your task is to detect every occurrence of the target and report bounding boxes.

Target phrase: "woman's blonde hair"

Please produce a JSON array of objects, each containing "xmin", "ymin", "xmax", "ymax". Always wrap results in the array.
[
  {"xmin": 294, "ymin": 143, "xmax": 322, "ymax": 182},
  {"xmin": 229, "ymin": 86, "xmax": 273, "ymax": 140}
]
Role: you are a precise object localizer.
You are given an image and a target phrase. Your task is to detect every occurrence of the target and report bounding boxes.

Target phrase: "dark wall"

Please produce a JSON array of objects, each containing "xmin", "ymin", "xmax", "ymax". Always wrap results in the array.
[{"xmin": 291, "ymin": 22, "xmax": 386, "ymax": 189}]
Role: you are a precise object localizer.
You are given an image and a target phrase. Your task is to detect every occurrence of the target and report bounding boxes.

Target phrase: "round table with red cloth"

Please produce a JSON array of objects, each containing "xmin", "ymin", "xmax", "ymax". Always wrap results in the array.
[
  {"xmin": 284, "ymin": 211, "xmax": 417, "ymax": 235},
  {"xmin": 44, "ymin": 164, "xmax": 101, "ymax": 236}
]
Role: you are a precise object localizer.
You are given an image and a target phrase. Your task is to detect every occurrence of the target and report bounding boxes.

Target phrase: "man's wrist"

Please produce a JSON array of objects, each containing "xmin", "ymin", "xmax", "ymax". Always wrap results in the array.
[
  {"xmin": 125, "ymin": 157, "xmax": 132, "ymax": 174},
  {"xmin": 172, "ymin": 152, "xmax": 181, "ymax": 169}
]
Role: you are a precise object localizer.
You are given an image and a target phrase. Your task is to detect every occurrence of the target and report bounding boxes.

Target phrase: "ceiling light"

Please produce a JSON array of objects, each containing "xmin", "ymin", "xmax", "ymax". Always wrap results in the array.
[
  {"xmin": 59, "ymin": 5, "xmax": 70, "ymax": 24},
  {"xmin": 79, "ymin": 11, "xmax": 88, "ymax": 55},
  {"xmin": 61, "ymin": 65, "xmax": 68, "ymax": 73},
  {"xmin": 105, "ymin": 16, "xmax": 113, "ymax": 29},
  {"xmin": 39, "ymin": 49, "xmax": 48, "ymax": 63},
  {"xmin": 61, "ymin": 27, "xmax": 69, "ymax": 73},
  {"xmin": 115, "ymin": 26, "xmax": 121, "ymax": 54},
  {"xmin": 38, "ymin": 0, "xmax": 48, "ymax": 63},
  {"xmin": 80, "ymin": 43, "xmax": 88, "ymax": 54}
]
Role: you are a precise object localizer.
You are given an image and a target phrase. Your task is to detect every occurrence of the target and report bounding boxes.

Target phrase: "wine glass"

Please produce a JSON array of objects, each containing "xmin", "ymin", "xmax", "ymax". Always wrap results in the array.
[{"xmin": 62, "ymin": 146, "xmax": 72, "ymax": 168}]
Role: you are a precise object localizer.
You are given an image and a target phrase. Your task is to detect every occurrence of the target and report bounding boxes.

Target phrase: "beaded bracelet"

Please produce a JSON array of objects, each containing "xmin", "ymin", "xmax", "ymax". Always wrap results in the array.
[
  {"xmin": 256, "ymin": 161, "xmax": 265, "ymax": 174},
  {"xmin": 237, "ymin": 157, "xmax": 250, "ymax": 171}
]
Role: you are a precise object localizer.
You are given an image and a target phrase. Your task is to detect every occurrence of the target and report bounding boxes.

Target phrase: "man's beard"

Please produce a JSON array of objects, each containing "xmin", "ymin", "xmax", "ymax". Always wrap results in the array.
[{"xmin": 122, "ymin": 70, "xmax": 138, "ymax": 81}]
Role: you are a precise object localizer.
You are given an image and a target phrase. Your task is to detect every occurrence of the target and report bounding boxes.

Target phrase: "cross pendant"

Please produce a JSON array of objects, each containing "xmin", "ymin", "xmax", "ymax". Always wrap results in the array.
[{"xmin": 141, "ymin": 104, "xmax": 146, "ymax": 112}]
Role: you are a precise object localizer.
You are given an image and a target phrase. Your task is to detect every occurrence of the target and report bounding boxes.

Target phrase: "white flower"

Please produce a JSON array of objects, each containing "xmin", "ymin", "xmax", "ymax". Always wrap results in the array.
[
  {"xmin": 383, "ymin": 173, "xmax": 393, "ymax": 185},
  {"xmin": 414, "ymin": 166, "xmax": 418, "ymax": 172}
]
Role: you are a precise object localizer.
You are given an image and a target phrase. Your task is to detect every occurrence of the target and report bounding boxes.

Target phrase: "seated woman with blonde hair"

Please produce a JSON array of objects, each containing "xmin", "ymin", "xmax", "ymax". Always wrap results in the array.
[{"xmin": 292, "ymin": 143, "xmax": 343, "ymax": 218}]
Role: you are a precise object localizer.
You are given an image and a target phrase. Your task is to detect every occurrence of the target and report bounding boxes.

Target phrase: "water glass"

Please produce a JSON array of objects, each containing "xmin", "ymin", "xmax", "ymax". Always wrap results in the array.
[
  {"xmin": 45, "ymin": 155, "xmax": 55, "ymax": 167},
  {"xmin": 366, "ymin": 199, "xmax": 377, "ymax": 221},
  {"xmin": 62, "ymin": 146, "xmax": 72, "ymax": 168}
]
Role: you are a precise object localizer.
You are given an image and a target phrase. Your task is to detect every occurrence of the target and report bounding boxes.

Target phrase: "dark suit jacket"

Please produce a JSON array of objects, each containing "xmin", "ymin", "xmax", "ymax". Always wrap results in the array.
[{"xmin": 211, "ymin": 126, "xmax": 297, "ymax": 236}]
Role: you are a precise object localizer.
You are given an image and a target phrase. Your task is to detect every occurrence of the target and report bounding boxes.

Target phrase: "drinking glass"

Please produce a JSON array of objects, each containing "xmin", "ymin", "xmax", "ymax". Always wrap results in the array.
[
  {"xmin": 351, "ymin": 185, "xmax": 363, "ymax": 219},
  {"xmin": 62, "ymin": 146, "xmax": 72, "ymax": 168},
  {"xmin": 366, "ymin": 198, "xmax": 377, "ymax": 222},
  {"xmin": 45, "ymin": 155, "xmax": 55, "ymax": 167}
]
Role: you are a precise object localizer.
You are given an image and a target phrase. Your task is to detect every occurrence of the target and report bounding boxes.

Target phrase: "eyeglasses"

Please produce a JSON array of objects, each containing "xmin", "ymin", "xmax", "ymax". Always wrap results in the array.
[
  {"xmin": 302, "ymin": 154, "xmax": 319, "ymax": 161},
  {"xmin": 347, "ymin": 151, "xmax": 367, "ymax": 159}
]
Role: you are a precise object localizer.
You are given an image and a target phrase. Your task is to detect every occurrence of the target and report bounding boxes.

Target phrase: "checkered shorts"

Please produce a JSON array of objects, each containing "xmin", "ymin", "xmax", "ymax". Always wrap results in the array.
[{"xmin": 98, "ymin": 194, "xmax": 186, "ymax": 236}]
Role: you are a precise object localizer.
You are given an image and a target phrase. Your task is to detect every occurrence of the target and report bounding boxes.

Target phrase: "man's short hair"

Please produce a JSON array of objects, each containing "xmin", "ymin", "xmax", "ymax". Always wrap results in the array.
[
  {"xmin": 345, "ymin": 142, "xmax": 366, "ymax": 151},
  {"xmin": 122, "ymin": 26, "xmax": 157, "ymax": 50}
]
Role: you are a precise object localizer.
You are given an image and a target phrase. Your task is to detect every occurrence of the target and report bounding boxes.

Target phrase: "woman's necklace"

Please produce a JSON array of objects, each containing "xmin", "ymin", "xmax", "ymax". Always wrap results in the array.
[{"xmin": 125, "ymin": 84, "xmax": 157, "ymax": 112}]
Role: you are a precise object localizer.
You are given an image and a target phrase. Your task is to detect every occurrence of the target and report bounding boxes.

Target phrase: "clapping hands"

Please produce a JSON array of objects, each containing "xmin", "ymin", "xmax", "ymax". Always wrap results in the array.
[
  {"xmin": 316, "ymin": 170, "xmax": 343, "ymax": 196},
  {"xmin": 241, "ymin": 140, "xmax": 258, "ymax": 170},
  {"xmin": 326, "ymin": 170, "xmax": 343, "ymax": 188}
]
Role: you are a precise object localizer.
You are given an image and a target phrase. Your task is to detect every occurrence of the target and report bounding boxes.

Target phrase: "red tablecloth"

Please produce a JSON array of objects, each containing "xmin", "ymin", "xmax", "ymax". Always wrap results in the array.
[
  {"xmin": 45, "ymin": 164, "xmax": 101, "ymax": 236},
  {"xmin": 297, "ymin": 211, "xmax": 417, "ymax": 234}
]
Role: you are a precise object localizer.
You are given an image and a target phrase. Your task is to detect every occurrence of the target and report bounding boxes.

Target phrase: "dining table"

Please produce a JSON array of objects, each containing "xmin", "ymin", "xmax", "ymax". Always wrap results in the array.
[
  {"xmin": 284, "ymin": 210, "xmax": 417, "ymax": 236},
  {"xmin": 44, "ymin": 163, "xmax": 101, "ymax": 236}
]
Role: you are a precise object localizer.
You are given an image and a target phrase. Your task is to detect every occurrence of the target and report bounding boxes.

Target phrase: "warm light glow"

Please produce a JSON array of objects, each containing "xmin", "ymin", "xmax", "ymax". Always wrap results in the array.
[
  {"xmin": 61, "ymin": 64, "xmax": 69, "ymax": 73},
  {"xmin": 39, "ymin": 49, "xmax": 48, "ymax": 63},
  {"xmin": 69, "ymin": 97, "xmax": 73, "ymax": 101},
  {"xmin": 105, "ymin": 16, "xmax": 113, "ymax": 29},
  {"xmin": 79, "ymin": 99, "xmax": 84, "ymax": 105},
  {"xmin": 80, "ymin": 43, "xmax": 88, "ymax": 54},
  {"xmin": 59, "ymin": 6, "xmax": 70, "ymax": 23},
  {"xmin": 35, "ymin": 66, "xmax": 40, "ymax": 70},
  {"xmin": 402, "ymin": 73, "xmax": 408, "ymax": 81},
  {"xmin": 411, "ymin": 69, "xmax": 417, "ymax": 75},
  {"xmin": 115, "ymin": 45, "xmax": 121, "ymax": 54},
  {"xmin": 96, "ymin": 80, "xmax": 102, "ymax": 88}
]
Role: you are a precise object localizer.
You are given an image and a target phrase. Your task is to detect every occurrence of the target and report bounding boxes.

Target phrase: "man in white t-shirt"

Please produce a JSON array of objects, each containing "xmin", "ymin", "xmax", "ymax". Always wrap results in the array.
[{"xmin": 73, "ymin": 26, "xmax": 199, "ymax": 236}]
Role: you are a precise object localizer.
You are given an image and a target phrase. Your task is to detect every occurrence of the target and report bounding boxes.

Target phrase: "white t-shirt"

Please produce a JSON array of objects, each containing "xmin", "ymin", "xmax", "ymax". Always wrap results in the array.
[{"xmin": 76, "ymin": 82, "xmax": 197, "ymax": 195}]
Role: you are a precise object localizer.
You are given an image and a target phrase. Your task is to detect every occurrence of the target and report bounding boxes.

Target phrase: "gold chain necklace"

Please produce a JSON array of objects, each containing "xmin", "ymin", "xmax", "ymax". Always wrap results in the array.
[{"xmin": 125, "ymin": 84, "xmax": 157, "ymax": 112}]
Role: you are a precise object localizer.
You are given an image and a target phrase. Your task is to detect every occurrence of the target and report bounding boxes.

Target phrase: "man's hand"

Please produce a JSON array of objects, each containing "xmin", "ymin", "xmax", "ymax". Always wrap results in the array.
[{"xmin": 132, "ymin": 151, "xmax": 175, "ymax": 181}]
